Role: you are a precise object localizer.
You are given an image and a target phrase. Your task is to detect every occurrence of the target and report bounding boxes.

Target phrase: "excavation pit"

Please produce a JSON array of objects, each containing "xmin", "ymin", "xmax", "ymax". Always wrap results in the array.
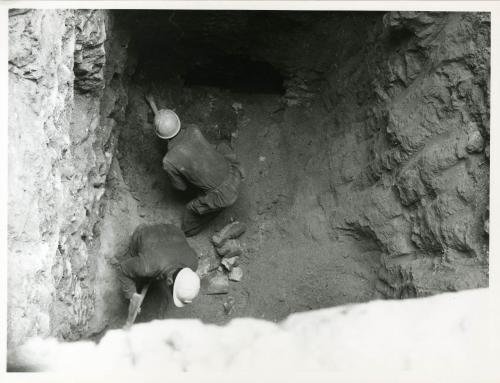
[
  {"xmin": 7, "ymin": 9, "xmax": 490, "ymax": 348},
  {"xmin": 97, "ymin": 10, "xmax": 389, "ymax": 333}
]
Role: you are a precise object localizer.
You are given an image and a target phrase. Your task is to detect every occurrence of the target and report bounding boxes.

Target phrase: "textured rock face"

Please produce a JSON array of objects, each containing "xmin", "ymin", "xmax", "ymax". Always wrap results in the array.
[
  {"xmin": 8, "ymin": 9, "xmax": 129, "ymax": 348},
  {"xmin": 315, "ymin": 11, "xmax": 490, "ymax": 297},
  {"xmin": 149, "ymin": 11, "xmax": 489, "ymax": 299},
  {"xmin": 8, "ymin": 289, "xmax": 494, "ymax": 373}
]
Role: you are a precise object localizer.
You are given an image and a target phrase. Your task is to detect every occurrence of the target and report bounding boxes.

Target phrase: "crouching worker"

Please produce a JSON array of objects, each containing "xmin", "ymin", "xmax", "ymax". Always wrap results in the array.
[
  {"xmin": 118, "ymin": 223, "xmax": 200, "ymax": 327},
  {"xmin": 145, "ymin": 94, "xmax": 244, "ymax": 237}
]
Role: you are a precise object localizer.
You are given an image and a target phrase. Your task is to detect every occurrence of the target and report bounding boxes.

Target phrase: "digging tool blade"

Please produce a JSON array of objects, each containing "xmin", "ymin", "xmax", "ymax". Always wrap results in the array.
[{"xmin": 124, "ymin": 282, "xmax": 151, "ymax": 329}]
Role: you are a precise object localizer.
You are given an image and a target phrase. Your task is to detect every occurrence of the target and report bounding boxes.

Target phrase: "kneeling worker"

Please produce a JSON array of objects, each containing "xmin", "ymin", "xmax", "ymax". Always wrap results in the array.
[
  {"xmin": 145, "ymin": 94, "xmax": 244, "ymax": 237},
  {"xmin": 119, "ymin": 223, "xmax": 200, "ymax": 327}
]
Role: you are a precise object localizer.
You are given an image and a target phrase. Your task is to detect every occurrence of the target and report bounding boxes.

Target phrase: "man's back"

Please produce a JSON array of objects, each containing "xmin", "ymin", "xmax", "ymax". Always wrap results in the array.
[
  {"xmin": 124, "ymin": 223, "xmax": 198, "ymax": 280},
  {"xmin": 119, "ymin": 223, "xmax": 200, "ymax": 324},
  {"xmin": 162, "ymin": 124, "xmax": 230, "ymax": 191}
]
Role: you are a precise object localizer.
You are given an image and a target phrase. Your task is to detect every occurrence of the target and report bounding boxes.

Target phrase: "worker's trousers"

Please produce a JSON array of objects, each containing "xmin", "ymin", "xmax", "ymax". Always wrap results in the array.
[{"xmin": 182, "ymin": 152, "xmax": 243, "ymax": 237}]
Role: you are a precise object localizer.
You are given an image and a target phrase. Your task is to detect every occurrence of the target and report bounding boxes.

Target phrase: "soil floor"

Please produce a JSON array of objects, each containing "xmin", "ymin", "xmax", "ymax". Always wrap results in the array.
[{"xmin": 115, "ymin": 81, "xmax": 382, "ymax": 326}]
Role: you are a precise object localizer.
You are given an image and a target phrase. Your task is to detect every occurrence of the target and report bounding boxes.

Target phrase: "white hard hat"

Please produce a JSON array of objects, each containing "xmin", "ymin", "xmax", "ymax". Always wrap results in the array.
[
  {"xmin": 154, "ymin": 109, "xmax": 181, "ymax": 139},
  {"xmin": 172, "ymin": 268, "xmax": 200, "ymax": 307}
]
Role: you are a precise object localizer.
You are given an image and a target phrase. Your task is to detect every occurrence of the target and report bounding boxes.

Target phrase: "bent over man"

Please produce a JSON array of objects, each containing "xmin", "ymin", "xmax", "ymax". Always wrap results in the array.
[
  {"xmin": 145, "ymin": 95, "xmax": 244, "ymax": 237},
  {"xmin": 119, "ymin": 223, "xmax": 200, "ymax": 326}
]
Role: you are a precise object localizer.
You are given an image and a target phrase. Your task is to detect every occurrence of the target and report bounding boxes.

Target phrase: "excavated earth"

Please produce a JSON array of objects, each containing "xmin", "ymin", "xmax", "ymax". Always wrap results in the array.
[{"xmin": 8, "ymin": 9, "xmax": 490, "ymax": 349}]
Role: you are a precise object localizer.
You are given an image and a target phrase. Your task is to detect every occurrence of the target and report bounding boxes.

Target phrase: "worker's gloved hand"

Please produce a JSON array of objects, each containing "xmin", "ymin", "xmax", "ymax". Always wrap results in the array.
[{"xmin": 144, "ymin": 93, "xmax": 155, "ymax": 104}]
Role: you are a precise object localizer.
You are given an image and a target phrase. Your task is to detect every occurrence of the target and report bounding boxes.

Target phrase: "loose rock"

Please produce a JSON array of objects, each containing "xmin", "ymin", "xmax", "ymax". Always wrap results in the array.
[
  {"xmin": 466, "ymin": 130, "xmax": 485, "ymax": 153},
  {"xmin": 196, "ymin": 254, "xmax": 220, "ymax": 278},
  {"xmin": 205, "ymin": 271, "xmax": 229, "ymax": 295},
  {"xmin": 223, "ymin": 296, "xmax": 235, "ymax": 314},
  {"xmin": 221, "ymin": 257, "xmax": 239, "ymax": 272},
  {"xmin": 212, "ymin": 221, "xmax": 247, "ymax": 247},
  {"xmin": 229, "ymin": 267, "xmax": 243, "ymax": 282},
  {"xmin": 216, "ymin": 239, "xmax": 243, "ymax": 258},
  {"xmin": 231, "ymin": 102, "xmax": 243, "ymax": 113}
]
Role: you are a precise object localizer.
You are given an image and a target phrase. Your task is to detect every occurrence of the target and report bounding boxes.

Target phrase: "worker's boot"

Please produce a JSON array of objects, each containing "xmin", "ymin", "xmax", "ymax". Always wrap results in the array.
[
  {"xmin": 183, "ymin": 209, "xmax": 221, "ymax": 237},
  {"xmin": 212, "ymin": 221, "xmax": 247, "ymax": 247}
]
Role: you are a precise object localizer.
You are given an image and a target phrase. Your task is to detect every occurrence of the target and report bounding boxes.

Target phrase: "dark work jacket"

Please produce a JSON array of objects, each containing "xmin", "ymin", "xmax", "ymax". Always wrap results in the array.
[
  {"xmin": 119, "ymin": 224, "xmax": 198, "ymax": 299},
  {"xmin": 162, "ymin": 124, "xmax": 230, "ymax": 192}
]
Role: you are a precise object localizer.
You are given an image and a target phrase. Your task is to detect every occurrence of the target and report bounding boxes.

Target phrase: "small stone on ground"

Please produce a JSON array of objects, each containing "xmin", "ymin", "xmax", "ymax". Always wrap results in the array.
[
  {"xmin": 221, "ymin": 257, "xmax": 238, "ymax": 271},
  {"xmin": 212, "ymin": 221, "xmax": 247, "ymax": 247},
  {"xmin": 216, "ymin": 239, "xmax": 243, "ymax": 258},
  {"xmin": 223, "ymin": 296, "xmax": 235, "ymax": 314},
  {"xmin": 205, "ymin": 271, "xmax": 229, "ymax": 295},
  {"xmin": 229, "ymin": 267, "xmax": 243, "ymax": 282}
]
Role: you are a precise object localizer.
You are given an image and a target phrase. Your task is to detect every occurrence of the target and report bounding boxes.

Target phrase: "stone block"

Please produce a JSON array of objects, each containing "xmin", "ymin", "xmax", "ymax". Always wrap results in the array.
[
  {"xmin": 229, "ymin": 267, "xmax": 243, "ymax": 282},
  {"xmin": 205, "ymin": 271, "xmax": 229, "ymax": 295},
  {"xmin": 215, "ymin": 239, "xmax": 243, "ymax": 258},
  {"xmin": 212, "ymin": 221, "xmax": 247, "ymax": 248},
  {"xmin": 221, "ymin": 257, "xmax": 239, "ymax": 272}
]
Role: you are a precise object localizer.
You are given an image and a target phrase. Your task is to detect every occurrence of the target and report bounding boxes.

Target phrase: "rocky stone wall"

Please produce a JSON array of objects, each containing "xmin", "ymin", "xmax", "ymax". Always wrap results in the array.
[
  {"xmin": 8, "ymin": 9, "xmax": 129, "ymax": 348},
  {"xmin": 317, "ymin": 12, "xmax": 490, "ymax": 297}
]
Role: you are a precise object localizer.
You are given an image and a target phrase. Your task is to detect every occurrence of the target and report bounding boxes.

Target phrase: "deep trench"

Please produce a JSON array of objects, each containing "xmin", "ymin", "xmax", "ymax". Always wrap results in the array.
[
  {"xmin": 6, "ymin": 9, "xmax": 491, "ymax": 370},
  {"xmin": 3, "ymin": 11, "xmax": 491, "ymax": 371},
  {"xmin": 99, "ymin": 10, "xmax": 385, "ymax": 328}
]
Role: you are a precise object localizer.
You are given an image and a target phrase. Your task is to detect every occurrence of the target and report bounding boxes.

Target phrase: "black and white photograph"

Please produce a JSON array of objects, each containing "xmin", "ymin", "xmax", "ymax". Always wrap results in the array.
[{"xmin": 2, "ymin": 1, "xmax": 498, "ymax": 380}]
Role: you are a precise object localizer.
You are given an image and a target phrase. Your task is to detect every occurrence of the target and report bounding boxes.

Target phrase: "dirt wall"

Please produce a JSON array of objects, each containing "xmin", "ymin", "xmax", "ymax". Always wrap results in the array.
[
  {"xmin": 8, "ymin": 9, "xmax": 129, "ymax": 348},
  {"xmin": 316, "ymin": 12, "xmax": 490, "ymax": 297}
]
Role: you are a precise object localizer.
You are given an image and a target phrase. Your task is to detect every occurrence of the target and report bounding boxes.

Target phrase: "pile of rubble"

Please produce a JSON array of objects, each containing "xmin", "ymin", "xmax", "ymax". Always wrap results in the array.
[{"xmin": 196, "ymin": 221, "xmax": 247, "ymax": 310}]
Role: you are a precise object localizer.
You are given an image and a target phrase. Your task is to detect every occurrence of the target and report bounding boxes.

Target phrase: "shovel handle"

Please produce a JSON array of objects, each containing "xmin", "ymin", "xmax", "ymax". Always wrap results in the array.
[
  {"xmin": 145, "ymin": 94, "xmax": 159, "ymax": 116},
  {"xmin": 125, "ymin": 282, "xmax": 151, "ymax": 329}
]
